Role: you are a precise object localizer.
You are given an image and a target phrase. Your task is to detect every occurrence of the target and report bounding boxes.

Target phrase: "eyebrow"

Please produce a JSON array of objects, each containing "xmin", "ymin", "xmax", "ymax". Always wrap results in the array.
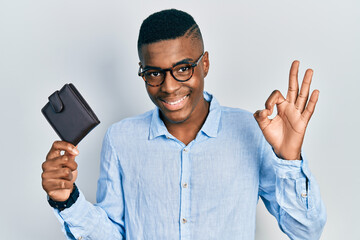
[{"xmin": 143, "ymin": 57, "xmax": 194, "ymax": 70}]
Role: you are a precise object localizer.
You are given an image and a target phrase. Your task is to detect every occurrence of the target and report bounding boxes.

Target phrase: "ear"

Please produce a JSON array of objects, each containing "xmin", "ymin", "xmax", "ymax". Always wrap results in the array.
[{"xmin": 202, "ymin": 51, "xmax": 210, "ymax": 78}]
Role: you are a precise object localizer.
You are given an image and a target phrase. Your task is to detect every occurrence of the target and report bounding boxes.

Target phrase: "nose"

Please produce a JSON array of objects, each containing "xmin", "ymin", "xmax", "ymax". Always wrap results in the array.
[{"xmin": 160, "ymin": 70, "xmax": 181, "ymax": 93}]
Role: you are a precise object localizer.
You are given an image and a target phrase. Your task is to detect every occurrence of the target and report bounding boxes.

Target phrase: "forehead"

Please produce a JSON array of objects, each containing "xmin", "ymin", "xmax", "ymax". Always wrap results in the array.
[{"xmin": 140, "ymin": 36, "xmax": 201, "ymax": 67}]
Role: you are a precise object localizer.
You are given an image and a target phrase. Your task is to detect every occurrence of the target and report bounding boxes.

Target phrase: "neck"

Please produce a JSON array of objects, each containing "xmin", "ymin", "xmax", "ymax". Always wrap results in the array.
[{"xmin": 162, "ymin": 98, "xmax": 209, "ymax": 146}]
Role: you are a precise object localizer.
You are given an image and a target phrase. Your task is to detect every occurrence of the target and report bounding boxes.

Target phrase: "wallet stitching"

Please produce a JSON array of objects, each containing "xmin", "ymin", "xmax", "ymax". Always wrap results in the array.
[
  {"xmin": 42, "ymin": 84, "xmax": 100, "ymax": 146},
  {"xmin": 66, "ymin": 84, "xmax": 100, "ymax": 124},
  {"xmin": 49, "ymin": 91, "xmax": 63, "ymax": 113},
  {"xmin": 41, "ymin": 105, "xmax": 66, "ymax": 141}
]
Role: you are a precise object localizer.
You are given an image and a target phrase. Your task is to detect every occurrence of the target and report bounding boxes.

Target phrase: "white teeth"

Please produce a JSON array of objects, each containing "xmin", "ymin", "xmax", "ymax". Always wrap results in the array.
[{"xmin": 166, "ymin": 95, "xmax": 188, "ymax": 105}]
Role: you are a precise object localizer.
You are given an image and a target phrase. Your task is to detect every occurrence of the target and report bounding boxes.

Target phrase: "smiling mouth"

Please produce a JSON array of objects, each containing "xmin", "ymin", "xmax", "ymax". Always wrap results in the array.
[
  {"xmin": 160, "ymin": 94, "xmax": 190, "ymax": 110},
  {"xmin": 162, "ymin": 95, "xmax": 189, "ymax": 105}
]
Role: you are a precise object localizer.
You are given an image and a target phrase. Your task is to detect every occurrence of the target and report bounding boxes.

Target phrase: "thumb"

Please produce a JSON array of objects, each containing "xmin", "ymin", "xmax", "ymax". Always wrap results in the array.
[
  {"xmin": 71, "ymin": 169, "xmax": 78, "ymax": 184},
  {"xmin": 254, "ymin": 109, "xmax": 271, "ymax": 130}
]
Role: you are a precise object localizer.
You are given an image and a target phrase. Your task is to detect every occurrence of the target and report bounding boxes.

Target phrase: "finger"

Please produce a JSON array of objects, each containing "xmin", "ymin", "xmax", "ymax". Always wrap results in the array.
[
  {"xmin": 42, "ymin": 178, "xmax": 73, "ymax": 192},
  {"xmin": 64, "ymin": 145, "xmax": 78, "ymax": 156},
  {"xmin": 265, "ymin": 90, "xmax": 286, "ymax": 113},
  {"xmin": 296, "ymin": 69, "xmax": 313, "ymax": 111},
  {"xmin": 42, "ymin": 155, "xmax": 69, "ymax": 171},
  {"xmin": 254, "ymin": 109, "xmax": 271, "ymax": 130},
  {"xmin": 46, "ymin": 141, "xmax": 79, "ymax": 160},
  {"xmin": 254, "ymin": 90, "xmax": 285, "ymax": 130},
  {"xmin": 42, "ymin": 155, "xmax": 78, "ymax": 171},
  {"xmin": 64, "ymin": 157, "xmax": 78, "ymax": 171},
  {"xmin": 301, "ymin": 90, "xmax": 319, "ymax": 122},
  {"xmin": 286, "ymin": 60, "xmax": 300, "ymax": 103},
  {"xmin": 41, "ymin": 167, "xmax": 74, "ymax": 181}
]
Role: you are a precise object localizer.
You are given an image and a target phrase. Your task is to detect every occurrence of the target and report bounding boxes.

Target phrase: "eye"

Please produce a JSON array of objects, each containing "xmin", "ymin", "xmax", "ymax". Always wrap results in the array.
[
  {"xmin": 175, "ymin": 64, "xmax": 191, "ymax": 73},
  {"xmin": 179, "ymin": 66, "xmax": 190, "ymax": 72},
  {"xmin": 145, "ymin": 70, "xmax": 162, "ymax": 78},
  {"xmin": 150, "ymin": 72, "xmax": 160, "ymax": 77}
]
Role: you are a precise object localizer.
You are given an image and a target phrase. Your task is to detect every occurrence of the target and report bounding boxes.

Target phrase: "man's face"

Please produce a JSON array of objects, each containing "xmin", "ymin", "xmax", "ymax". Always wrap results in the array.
[{"xmin": 139, "ymin": 36, "xmax": 209, "ymax": 124}]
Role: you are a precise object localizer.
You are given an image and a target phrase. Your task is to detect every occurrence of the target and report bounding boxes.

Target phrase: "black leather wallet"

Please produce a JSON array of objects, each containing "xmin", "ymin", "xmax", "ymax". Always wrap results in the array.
[{"xmin": 41, "ymin": 83, "xmax": 100, "ymax": 146}]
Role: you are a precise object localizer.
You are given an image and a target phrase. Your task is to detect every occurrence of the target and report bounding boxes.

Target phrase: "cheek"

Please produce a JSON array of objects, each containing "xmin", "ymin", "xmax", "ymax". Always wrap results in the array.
[
  {"xmin": 190, "ymin": 75, "xmax": 204, "ymax": 95},
  {"xmin": 186, "ymin": 79, "xmax": 204, "ymax": 108},
  {"xmin": 146, "ymin": 87, "xmax": 158, "ymax": 104}
]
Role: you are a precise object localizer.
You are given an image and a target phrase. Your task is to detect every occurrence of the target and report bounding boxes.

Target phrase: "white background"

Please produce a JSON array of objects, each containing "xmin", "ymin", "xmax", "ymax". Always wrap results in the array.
[{"xmin": 0, "ymin": 0, "xmax": 359, "ymax": 239}]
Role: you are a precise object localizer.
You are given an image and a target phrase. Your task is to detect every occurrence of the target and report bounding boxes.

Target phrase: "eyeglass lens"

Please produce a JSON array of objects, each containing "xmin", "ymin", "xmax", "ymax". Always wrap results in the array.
[{"xmin": 143, "ymin": 63, "xmax": 194, "ymax": 86}]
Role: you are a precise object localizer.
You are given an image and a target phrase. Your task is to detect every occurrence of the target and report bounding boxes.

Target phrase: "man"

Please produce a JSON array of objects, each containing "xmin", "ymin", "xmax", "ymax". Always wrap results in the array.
[{"xmin": 41, "ymin": 9, "xmax": 326, "ymax": 239}]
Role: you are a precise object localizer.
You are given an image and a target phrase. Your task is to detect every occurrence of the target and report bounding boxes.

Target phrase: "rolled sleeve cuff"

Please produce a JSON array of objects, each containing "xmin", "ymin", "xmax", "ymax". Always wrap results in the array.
[
  {"xmin": 53, "ymin": 190, "xmax": 95, "ymax": 239},
  {"xmin": 271, "ymin": 150, "xmax": 314, "ymax": 210},
  {"xmin": 271, "ymin": 150, "xmax": 312, "ymax": 180}
]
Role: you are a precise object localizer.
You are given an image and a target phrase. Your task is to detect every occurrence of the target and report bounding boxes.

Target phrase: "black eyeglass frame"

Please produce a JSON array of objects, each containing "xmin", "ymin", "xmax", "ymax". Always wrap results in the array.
[{"xmin": 138, "ymin": 52, "xmax": 205, "ymax": 87}]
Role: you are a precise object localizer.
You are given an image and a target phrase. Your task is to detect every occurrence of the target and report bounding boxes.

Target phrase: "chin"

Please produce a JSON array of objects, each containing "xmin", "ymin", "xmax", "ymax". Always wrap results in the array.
[{"xmin": 161, "ymin": 110, "xmax": 191, "ymax": 124}]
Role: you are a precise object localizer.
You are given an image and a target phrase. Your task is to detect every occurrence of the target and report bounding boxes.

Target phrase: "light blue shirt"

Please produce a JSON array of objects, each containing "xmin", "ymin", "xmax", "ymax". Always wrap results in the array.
[{"xmin": 55, "ymin": 92, "xmax": 326, "ymax": 240}]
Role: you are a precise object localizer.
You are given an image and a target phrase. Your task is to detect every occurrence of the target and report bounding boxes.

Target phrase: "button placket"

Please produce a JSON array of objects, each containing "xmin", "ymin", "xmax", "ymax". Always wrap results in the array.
[{"xmin": 180, "ymin": 146, "xmax": 191, "ymax": 239}]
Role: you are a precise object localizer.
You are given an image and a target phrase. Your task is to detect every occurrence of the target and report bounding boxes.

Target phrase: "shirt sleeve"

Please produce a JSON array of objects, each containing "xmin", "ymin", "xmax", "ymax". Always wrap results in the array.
[
  {"xmin": 258, "ymin": 136, "xmax": 327, "ymax": 239},
  {"xmin": 53, "ymin": 127, "xmax": 125, "ymax": 240}
]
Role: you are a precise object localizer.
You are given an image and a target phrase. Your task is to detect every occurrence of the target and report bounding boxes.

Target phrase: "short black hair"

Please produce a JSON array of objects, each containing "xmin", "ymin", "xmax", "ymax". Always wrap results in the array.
[{"xmin": 137, "ymin": 9, "xmax": 203, "ymax": 56}]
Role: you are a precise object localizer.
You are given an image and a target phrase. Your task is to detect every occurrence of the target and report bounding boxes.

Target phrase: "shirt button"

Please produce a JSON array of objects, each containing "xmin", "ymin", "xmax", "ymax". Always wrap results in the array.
[
  {"xmin": 182, "ymin": 218, "xmax": 187, "ymax": 224},
  {"xmin": 77, "ymin": 237, "xmax": 83, "ymax": 240},
  {"xmin": 183, "ymin": 148, "xmax": 188, "ymax": 152},
  {"xmin": 182, "ymin": 182, "xmax": 188, "ymax": 188},
  {"xmin": 301, "ymin": 193, "xmax": 307, "ymax": 198}
]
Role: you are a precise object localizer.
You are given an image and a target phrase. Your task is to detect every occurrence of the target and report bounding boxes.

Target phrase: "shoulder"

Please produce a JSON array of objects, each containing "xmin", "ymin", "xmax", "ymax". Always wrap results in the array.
[
  {"xmin": 220, "ymin": 106, "xmax": 257, "ymax": 125},
  {"xmin": 106, "ymin": 109, "xmax": 154, "ymax": 139},
  {"xmin": 219, "ymin": 105, "xmax": 263, "ymax": 136}
]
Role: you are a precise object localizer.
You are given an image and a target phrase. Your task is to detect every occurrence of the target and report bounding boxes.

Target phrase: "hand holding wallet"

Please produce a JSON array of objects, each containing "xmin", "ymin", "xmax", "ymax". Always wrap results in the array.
[{"xmin": 41, "ymin": 83, "xmax": 100, "ymax": 146}]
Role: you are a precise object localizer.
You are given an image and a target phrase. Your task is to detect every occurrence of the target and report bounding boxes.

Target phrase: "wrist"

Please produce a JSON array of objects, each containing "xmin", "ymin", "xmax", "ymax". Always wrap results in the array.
[
  {"xmin": 274, "ymin": 148, "xmax": 301, "ymax": 160},
  {"xmin": 48, "ymin": 183, "xmax": 79, "ymax": 211}
]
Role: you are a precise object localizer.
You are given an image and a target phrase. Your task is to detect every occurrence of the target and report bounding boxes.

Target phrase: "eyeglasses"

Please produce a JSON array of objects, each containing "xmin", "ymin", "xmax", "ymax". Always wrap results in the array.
[{"xmin": 138, "ymin": 52, "xmax": 205, "ymax": 87}]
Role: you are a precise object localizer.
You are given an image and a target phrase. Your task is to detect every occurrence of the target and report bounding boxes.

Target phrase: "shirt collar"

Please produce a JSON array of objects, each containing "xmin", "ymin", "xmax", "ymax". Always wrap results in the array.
[
  {"xmin": 200, "ymin": 91, "xmax": 221, "ymax": 138},
  {"xmin": 149, "ymin": 105, "xmax": 169, "ymax": 140},
  {"xmin": 148, "ymin": 91, "xmax": 221, "ymax": 140}
]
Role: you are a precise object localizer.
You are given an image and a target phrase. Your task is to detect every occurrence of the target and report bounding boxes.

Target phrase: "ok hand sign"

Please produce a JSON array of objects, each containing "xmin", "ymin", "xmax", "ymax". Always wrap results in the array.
[{"xmin": 254, "ymin": 60, "xmax": 319, "ymax": 160}]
